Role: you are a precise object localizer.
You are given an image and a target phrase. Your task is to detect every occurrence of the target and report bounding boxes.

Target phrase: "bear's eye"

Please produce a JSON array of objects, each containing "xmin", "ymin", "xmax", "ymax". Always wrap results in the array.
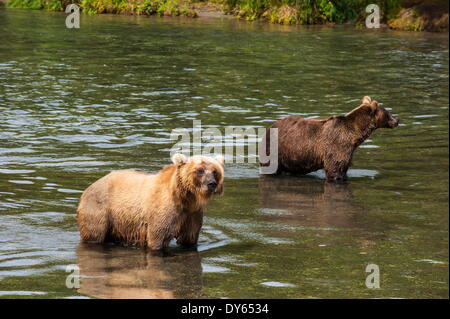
[
  {"xmin": 196, "ymin": 168, "xmax": 204, "ymax": 175},
  {"xmin": 213, "ymin": 169, "xmax": 218, "ymax": 177}
]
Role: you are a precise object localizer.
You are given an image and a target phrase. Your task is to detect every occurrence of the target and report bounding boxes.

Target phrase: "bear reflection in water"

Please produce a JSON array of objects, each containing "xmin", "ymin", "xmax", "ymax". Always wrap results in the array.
[
  {"xmin": 258, "ymin": 176, "xmax": 389, "ymax": 245},
  {"xmin": 76, "ymin": 243, "xmax": 204, "ymax": 299}
]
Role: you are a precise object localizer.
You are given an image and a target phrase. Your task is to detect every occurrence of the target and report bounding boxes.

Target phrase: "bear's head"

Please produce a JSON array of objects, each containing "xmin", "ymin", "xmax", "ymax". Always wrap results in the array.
[
  {"xmin": 362, "ymin": 96, "xmax": 400, "ymax": 128},
  {"xmin": 171, "ymin": 154, "xmax": 225, "ymax": 197},
  {"xmin": 360, "ymin": 96, "xmax": 400, "ymax": 129}
]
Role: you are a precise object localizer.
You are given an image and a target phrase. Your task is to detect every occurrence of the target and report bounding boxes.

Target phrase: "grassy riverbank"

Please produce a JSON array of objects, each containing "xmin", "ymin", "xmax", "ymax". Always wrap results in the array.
[
  {"xmin": 224, "ymin": 0, "xmax": 448, "ymax": 31},
  {"xmin": 4, "ymin": 0, "xmax": 199, "ymax": 16},
  {"xmin": 225, "ymin": 0, "xmax": 400, "ymax": 24},
  {"xmin": 3, "ymin": 0, "xmax": 449, "ymax": 31}
]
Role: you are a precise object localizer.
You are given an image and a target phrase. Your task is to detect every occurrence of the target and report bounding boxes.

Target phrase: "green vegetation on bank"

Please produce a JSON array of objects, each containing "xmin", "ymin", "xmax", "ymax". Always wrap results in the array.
[
  {"xmin": 4, "ymin": 0, "xmax": 400, "ymax": 21},
  {"xmin": 5, "ymin": 0, "xmax": 63, "ymax": 10},
  {"xmin": 3, "ymin": 0, "xmax": 449, "ymax": 31},
  {"xmin": 5, "ymin": 0, "xmax": 197, "ymax": 17},
  {"xmin": 224, "ymin": 0, "xmax": 401, "ymax": 24},
  {"xmin": 2, "ymin": 0, "xmax": 405, "ymax": 22}
]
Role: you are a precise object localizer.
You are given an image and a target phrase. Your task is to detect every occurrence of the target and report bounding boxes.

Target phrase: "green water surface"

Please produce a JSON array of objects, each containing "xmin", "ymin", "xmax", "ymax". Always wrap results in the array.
[{"xmin": 0, "ymin": 8, "xmax": 448, "ymax": 298}]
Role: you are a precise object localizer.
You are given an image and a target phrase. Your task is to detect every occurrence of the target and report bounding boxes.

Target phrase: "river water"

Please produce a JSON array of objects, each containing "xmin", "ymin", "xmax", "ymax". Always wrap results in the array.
[{"xmin": 0, "ymin": 8, "xmax": 448, "ymax": 298}]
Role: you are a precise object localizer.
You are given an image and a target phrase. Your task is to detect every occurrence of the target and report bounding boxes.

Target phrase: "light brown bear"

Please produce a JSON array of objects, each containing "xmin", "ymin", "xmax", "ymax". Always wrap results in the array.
[{"xmin": 76, "ymin": 154, "xmax": 224, "ymax": 250}]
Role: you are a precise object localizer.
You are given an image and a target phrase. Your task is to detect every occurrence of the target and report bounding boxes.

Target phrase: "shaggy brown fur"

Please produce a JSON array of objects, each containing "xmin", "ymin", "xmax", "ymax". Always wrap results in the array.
[
  {"xmin": 76, "ymin": 154, "xmax": 224, "ymax": 250},
  {"xmin": 261, "ymin": 96, "xmax": 399, "ymax": 182}
]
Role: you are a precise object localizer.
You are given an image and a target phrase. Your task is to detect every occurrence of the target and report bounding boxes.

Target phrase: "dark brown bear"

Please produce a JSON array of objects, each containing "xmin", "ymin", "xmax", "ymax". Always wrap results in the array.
[{"xmin": 260, "ymin": 96, "xmax": 399, "ymax": 182}]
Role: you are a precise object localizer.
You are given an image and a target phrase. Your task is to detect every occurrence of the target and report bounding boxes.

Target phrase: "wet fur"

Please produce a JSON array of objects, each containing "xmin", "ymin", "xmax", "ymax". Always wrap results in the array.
[
  {"xmin": 261, "ymin": 96, "xmax": 399, "ymax": 182},
  {"xmin": 76, "ymin": 155, "xmax": 224, "ymax": 250}
]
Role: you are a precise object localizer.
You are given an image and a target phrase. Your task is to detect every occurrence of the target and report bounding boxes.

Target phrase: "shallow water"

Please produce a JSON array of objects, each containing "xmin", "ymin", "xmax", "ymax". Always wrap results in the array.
[{"xmin": 0, "ymin": 8, "xmax": 448, "ymax": 298}]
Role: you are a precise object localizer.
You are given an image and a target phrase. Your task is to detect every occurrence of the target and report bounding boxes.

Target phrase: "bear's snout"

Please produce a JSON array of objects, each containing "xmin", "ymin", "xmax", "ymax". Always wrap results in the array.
[
  {"xmin": 207, "ymin": 181, "xmax": 218, "ymax": 192},
  {"xmin": 205, "ymin": 173, "xmax": 218, "ymax": 192},
  {"xmin": 389, "ymin": 116, "xmax": 400, "ymax": 128}
]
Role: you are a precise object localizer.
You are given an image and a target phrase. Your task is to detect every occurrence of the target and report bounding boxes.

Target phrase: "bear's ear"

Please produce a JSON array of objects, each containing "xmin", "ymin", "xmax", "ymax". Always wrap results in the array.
[
  {"xmin": 215, "ymin": 155, "xmax": 225, "ymax": 167},
  {"xmin": 370, "ymin": 100, "xmax": 378, "ymax": 113},
  {"xmin": 362, "ymin": 96, "xmax": 372, "ymax": 105},
  {"xmin": 171, "ymin": 153, "xmax": 188, "ymax": 165}
]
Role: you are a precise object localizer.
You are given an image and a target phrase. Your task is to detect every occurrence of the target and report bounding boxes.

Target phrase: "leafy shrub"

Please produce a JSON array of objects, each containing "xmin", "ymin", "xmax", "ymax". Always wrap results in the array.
[
  {"xmin": 5, "ymin": 0, "xmax": 196, "ymax": 16},
  {"xmin": 225, "ymin": 0, "xmax": 403, "ymax": 25}
]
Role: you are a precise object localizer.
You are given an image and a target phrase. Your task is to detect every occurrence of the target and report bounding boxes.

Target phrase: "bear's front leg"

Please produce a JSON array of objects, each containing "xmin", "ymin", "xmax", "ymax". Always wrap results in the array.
[
  {"xmin": 176, "ymin": 211, "xmax": 203, "ymax": 248},
  {"xmin": 324, "ymin": 161, "xmax": 350, "ymax": 183}
]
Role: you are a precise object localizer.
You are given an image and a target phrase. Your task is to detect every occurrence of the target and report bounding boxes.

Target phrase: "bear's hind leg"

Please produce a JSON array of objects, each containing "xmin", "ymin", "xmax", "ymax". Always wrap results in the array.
[
  {"xmin": 145, "ymin": 232, "xmax": 171, "ymax": 250},
  {"xmin": 77, "ymin": 193, "xmax": 110, "ymax": 243},
  {"xmin": 144, "ymin": 219, "xmax": 177, "ymax": 250}
]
